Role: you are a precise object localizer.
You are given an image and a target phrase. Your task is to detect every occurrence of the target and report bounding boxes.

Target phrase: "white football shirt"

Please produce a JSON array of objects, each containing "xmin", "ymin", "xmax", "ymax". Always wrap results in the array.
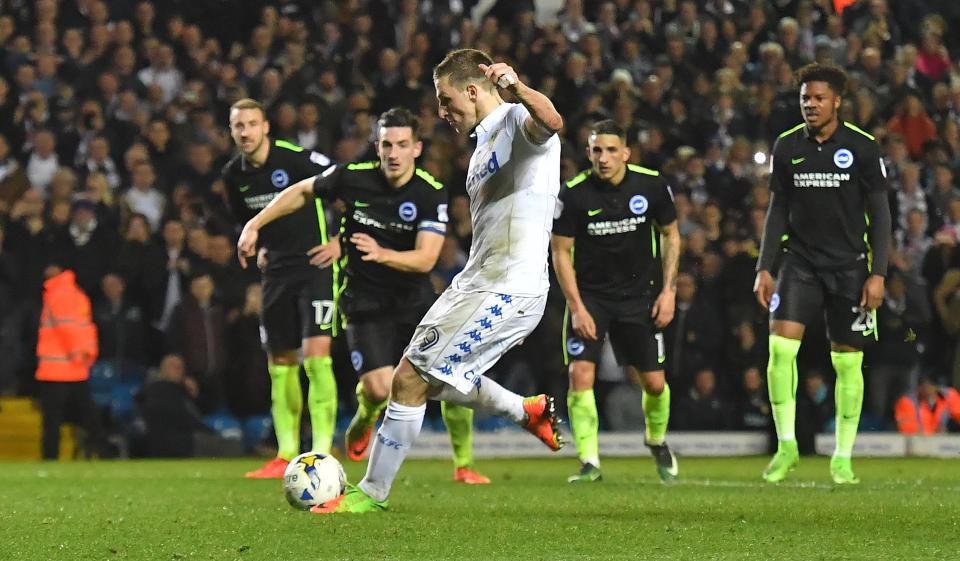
[{"xmin": 451, "ymin": 103, "xmax": 561, "ymax": 297}]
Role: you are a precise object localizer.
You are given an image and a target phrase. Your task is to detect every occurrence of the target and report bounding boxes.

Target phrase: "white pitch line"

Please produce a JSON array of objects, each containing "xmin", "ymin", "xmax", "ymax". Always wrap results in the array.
[{"xmin": 642, "ymin": 478, "xmax": 960, "ymax": 493}]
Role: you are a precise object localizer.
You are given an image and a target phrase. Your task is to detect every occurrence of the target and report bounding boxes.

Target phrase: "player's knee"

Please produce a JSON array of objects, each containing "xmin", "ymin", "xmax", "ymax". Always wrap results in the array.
[
  {"xmin": 269, "ymin": 351, "xmax": 298, "ymax": 365},
  {"xmin": 391, "ymin": 360, "xmax": 429, "ymax": 406},
  {"xmin": 568, "ymin": 360, "xmax": 596, "ymax": 391},
  {"xmin": 830, "ymin": 342, "xmax": 860, "ymax": 353},
  {"xmin": 770, "ymin": 320, "xmax": 804, "ymax": 341},
  {"xmin": 366, "ymin": 386, "xmax": 389, "ymax": 403},
  {"xmin": 641, "ymin": 375, "xmax": 665, "ymax": 395},
  {"xmin": 768, "ymin": 334, "xmax": 801, "ymax": 364},
  {"xmin": 361, "ymin": 369, "xmax": 392, "ymax": 403},
  {"xmin": 302, "ymin": 335, "xmax": 331, "ymax": 357}
]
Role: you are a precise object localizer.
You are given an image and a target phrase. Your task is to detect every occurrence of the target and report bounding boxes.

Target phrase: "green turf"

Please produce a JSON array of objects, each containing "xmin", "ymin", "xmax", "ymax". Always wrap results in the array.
[{"xmin": 1, "ymin": 456, "xmax": 958, "ymax": 560}]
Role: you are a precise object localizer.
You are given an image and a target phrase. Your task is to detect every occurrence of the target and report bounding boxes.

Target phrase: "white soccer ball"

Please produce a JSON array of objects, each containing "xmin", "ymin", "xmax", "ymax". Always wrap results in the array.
[{"xmin": 282, "ymin": 452, "xmax": 346, "ymax": 510}]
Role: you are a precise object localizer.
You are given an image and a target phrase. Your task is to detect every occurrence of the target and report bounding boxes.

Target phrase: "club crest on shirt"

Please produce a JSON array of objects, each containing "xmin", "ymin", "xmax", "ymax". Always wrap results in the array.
[
  {"xmin": 833, "ymin": 149, "xmax": 853, "ymax": 169},
  {"xmin": 271, "ymin": 168, "xmax": 289, "ymax": 188},
  {"xmin": 351, "ymin": 351, "xmax": 363, "ymax": 372},
  {"xmin": 398, "ymin": 201, "xmax": 418, "ymax": 222},
  {"xmin": 629, "ymin": 194, "xmax": 649, "ymax": 215}
]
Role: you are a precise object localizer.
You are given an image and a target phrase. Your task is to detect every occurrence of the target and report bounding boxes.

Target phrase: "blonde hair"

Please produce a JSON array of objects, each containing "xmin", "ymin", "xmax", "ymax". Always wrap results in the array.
[{"xmin": 229, "ymin": 98, "xmax": 266, "ymax": 119}]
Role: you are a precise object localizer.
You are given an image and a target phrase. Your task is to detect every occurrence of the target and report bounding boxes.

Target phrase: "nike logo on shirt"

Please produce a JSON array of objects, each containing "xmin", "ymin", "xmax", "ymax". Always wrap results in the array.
[
  {"xmin": 354, "ymin": 201, "xmax": 370, "ymax": 207},
  {"xmin": 791, "ymin": 157, "xmax": 805, "ymax": 165},
  {"xmin": 587, "ymin": 208, "xmax": 602, "ymax": 216},
  {"xmin": 238, "ymin": 184, "xmax": 251, "ymax": 192}
]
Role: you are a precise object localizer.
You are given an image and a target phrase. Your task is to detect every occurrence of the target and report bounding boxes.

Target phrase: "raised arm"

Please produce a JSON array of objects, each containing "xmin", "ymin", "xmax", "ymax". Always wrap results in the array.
[
  {"xmin": 236, "ymin": 176, "xmax": 315, "ymax": 268},
  {"xmin": 480, "ymin": 62, "xmax": 563, "ymax": 144}
]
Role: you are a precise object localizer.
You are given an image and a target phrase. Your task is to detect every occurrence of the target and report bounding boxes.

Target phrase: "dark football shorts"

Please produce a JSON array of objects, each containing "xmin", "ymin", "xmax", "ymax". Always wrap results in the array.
[
  {"xmin": 771, "ymin": 253, "xmax": 875, "ymax": 349},
  {"xmin": 260, "ymin": 268, "xmax": 335, "ymax": 353},
  {"xmin": 340, "ymin": 283, "xmax": 436, "ymax": 376},
  {"xmin": 562, "ymin": 291, "xmax": 666, "ymax": 372}
]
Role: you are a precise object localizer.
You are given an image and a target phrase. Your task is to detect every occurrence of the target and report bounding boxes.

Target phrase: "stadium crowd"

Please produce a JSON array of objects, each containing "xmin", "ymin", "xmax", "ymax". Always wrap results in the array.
[{"xmin": 1, "ymin": 0, "xmax": 960, "ymax": 456}]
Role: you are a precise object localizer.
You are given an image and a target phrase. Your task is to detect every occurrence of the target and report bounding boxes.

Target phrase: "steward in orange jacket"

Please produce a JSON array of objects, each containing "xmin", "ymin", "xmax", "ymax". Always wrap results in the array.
[
  {"xmin": 36, "ymin": 269, "xmax": 98, "ymax": 381},
  {"xmin": 35, "ymin": 265, "xmax": 103, "ymax": 459},
  {"xmin": 894, "ymin": 377, "xmax": 960, "ymax": 435}
]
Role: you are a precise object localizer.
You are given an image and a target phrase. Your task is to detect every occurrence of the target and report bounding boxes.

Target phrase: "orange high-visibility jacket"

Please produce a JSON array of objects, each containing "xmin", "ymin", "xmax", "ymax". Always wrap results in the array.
[
  {"xmin": 833, "ymin": 0, "xmax": 856, "ymax": 14},
  {"xmin": 895, "ymin": 387, "xmax": 960, "ymax": 435},
  {"xmin": 35, "ymin": 270, "xmax": 98, "ymax": 382}
]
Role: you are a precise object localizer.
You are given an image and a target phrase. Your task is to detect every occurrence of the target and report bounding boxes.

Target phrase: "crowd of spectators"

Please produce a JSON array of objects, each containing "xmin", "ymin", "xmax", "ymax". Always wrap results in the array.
[{"xmin": 2, "ymin": 0, "xmax": 960, "ymax": 453}]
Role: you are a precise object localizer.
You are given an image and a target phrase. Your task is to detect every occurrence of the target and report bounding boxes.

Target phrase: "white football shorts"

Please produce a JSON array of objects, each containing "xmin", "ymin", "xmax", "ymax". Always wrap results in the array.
[{"xmin": 404, "ymin": 288, "xmax": 547, "ymax": 394}]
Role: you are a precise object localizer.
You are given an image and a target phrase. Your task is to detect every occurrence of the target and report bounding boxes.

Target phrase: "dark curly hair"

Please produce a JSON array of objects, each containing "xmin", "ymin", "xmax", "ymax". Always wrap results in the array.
[{"xmin": 795, "ymin": 63, "xmax": 848, "ymax": 95}]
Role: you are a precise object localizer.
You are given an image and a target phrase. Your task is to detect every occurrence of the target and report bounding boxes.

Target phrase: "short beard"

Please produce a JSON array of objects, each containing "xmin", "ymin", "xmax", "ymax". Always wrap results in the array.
[
  {"xmin": 242, "ymin": 136, "xmax": 264, "ymax": 157},
  {"xmin": 806, "ymin": 110, "xmax": 836, "ymax": 135}
]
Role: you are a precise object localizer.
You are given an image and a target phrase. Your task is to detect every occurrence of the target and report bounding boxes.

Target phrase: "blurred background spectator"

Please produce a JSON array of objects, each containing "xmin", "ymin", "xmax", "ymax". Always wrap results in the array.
[
  {"xmin": 796, "ymin": 370, "xmax": 835, "ymax": 454},
  {"xmin": 138, "ymin": 353, "xmax": 209, "ymax": 457},
  {"xmin": 894, "ymin": 374, "xmax": 960, "ymax": 435}
]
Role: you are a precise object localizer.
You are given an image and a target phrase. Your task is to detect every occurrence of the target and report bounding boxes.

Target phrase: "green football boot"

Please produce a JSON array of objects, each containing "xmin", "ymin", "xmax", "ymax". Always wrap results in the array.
[
  {"xmin": 830, "ymin": 456, "xmax": 861, "ymax": 485},
  {"xmin": 762, "ymin": 440, "xmax": 799, "ymax": 483},
  {"xmin": 567, "ymin": 463, "xmax": 602, "ymax": 483},
  {"xmin": 310, "ymin": 485, "xmax": 388, "ymax": 514},
  {"xmin": 647, "ymin": 442, "xmax": 679, "ymax": 483}
]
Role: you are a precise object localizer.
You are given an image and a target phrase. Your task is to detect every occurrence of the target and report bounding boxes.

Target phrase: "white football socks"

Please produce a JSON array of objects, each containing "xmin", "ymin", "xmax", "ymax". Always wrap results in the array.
[
  {"xmin": 357, "ymin": 401, "xmax": 425, "ymax": 502},
  {"xmin": 433, "ymin": 376, "xmax": 525, "ymax": 424}
]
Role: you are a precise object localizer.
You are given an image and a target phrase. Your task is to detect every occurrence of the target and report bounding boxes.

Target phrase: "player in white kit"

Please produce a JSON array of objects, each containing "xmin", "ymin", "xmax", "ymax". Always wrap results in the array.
[{"xmin": 314, "ymin": 48, "xmax": 565, "ymax": 513}]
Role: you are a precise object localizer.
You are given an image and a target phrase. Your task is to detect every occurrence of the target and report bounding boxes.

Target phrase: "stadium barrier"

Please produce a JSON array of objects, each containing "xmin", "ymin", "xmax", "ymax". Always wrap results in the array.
[
  {"xmin": 407, "ymin": 430, "xmax": 960, "ymax": 458},
  {"xmin": 408, "ymin": 430, "xmax": 768, "ymax": 458},
  {"xmin": 816, "ymin": 433, "xmax": 960, "ymax": 458}
]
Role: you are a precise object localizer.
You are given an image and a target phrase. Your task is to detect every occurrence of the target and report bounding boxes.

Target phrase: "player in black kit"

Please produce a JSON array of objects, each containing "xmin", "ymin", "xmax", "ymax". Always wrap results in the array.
[
  {"xmin": 222, "ymin": 99, "xmax": 339, "ymax": 478},
  {"xmin": 754, "ymin": 64, "xmax": 891, "ymax": 484},
  {"xmin": 237, "ymin": 108, "xmax": 489, "ymax": 484},
  {"xmin": 551, "ymin": 120, "xmax": 681, "ymax": 484}
]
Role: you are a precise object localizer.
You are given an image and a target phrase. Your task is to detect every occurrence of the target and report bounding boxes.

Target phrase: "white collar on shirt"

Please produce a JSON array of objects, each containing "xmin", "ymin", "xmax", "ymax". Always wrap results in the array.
[{"xmin": 471, "ymin": 102, "xmax": 511, "ymax": 138}]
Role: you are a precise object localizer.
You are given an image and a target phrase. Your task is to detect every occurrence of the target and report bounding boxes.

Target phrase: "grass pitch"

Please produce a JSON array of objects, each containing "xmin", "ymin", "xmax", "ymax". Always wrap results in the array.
[{"xmin": 1, "ymin": 456, "xmax": 957, "ymax": 560}]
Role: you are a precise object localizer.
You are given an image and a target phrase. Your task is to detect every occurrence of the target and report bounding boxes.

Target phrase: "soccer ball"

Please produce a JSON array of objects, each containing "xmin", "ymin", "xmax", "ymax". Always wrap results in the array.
[{"xmin": 282, "ymin": 452, "xmax": 346, "ymax": 510}]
